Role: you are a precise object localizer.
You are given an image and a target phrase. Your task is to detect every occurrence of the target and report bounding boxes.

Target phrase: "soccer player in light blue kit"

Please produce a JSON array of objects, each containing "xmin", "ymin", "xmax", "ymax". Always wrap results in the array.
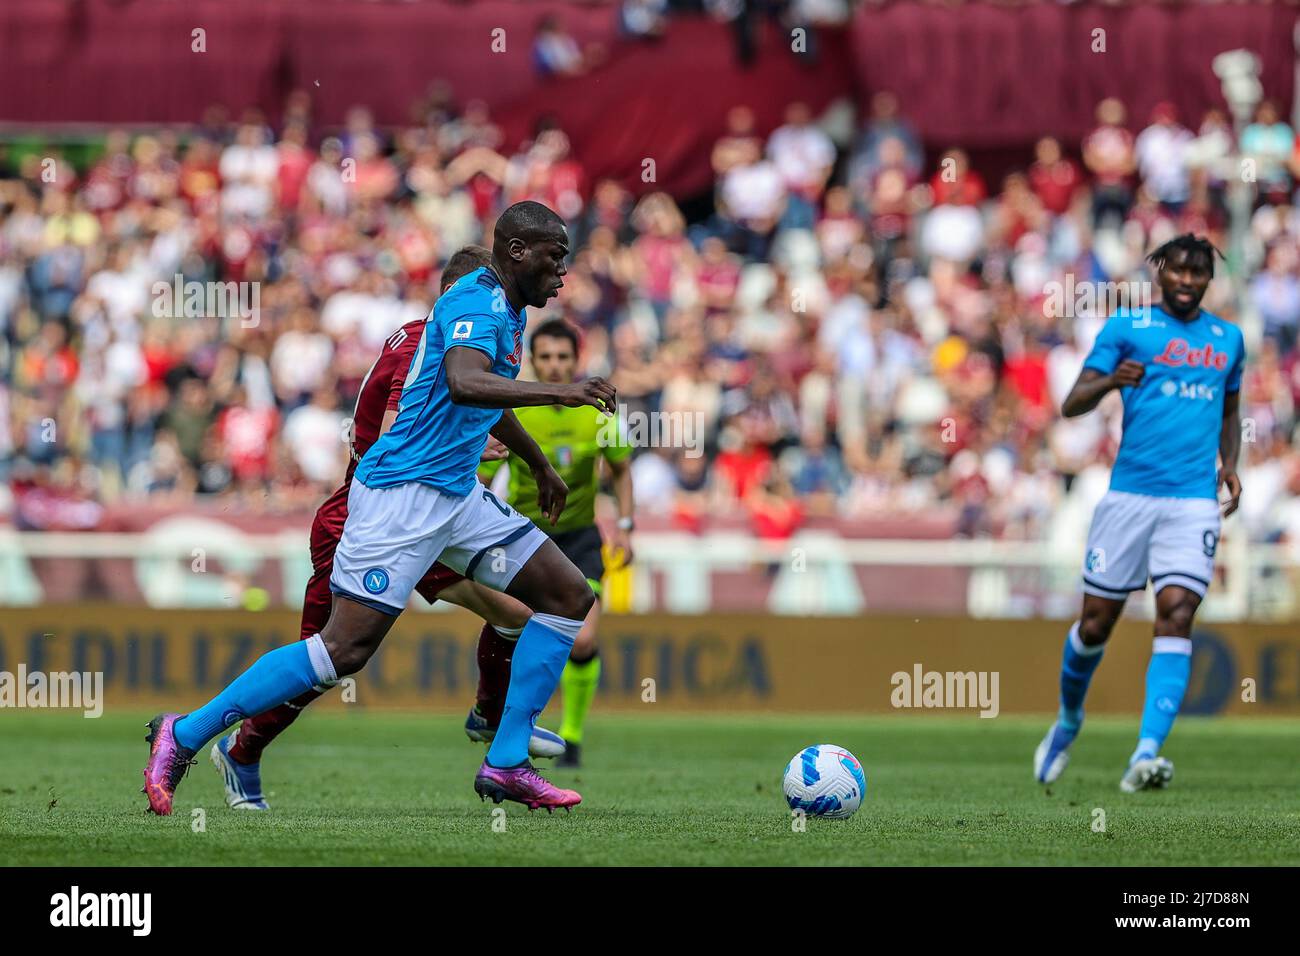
[
  {"xmin": 141, "ymin": 201, "xmax": 617, "ymax": 814},
  {"xmin": 1035, "ymin": 235, "xmax": 1244, "ymax": 792}
]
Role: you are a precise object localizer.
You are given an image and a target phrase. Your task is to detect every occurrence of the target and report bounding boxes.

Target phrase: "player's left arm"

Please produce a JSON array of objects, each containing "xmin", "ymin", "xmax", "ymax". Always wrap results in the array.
[
  {"xmin": 490, "ymin": 409, "xmax": 569, "ymax": 525},
  {"xmin": 604, "ymin": 454, "xmax": 636, "ymax": 566},
  {"xmin": 1218, "ymin": 388, "xmax": 1242, "ymax": 517}
]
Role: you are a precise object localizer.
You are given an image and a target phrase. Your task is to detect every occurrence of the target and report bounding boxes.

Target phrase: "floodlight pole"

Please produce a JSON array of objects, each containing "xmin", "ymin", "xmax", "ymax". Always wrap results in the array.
[{"xmin": 1212, "ymin": 49, "xmax": 1263, "ymax": 330}]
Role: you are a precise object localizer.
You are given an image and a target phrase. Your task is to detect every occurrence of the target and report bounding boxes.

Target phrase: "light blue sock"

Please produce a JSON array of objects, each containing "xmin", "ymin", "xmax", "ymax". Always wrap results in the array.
[
  {"xmin": 1132, "ymin": 636, "xmax": 1192, "ymax": 763},
  {"xmin": 174, "ymin": 635, "xmax": 337, "ymax": 752},
  {"xmin": 487, "ymin": 613, "xmax": 579, "ymax": 768},
  {"xmin": 1058, "ymin": 621, "xmax": 1105, "ymax": 731}
]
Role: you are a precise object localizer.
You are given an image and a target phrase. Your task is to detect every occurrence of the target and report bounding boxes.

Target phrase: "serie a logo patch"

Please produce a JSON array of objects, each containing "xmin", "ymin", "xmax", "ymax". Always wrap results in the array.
[{"xmin": 452, "ymin": 320, "xmax": 474, "ymax": 340}]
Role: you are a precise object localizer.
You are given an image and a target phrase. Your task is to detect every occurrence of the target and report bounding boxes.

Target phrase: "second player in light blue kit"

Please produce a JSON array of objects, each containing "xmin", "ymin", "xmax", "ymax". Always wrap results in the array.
[{"xmin": 1035, "ymin": 234, "xmax": 1245, "ymax": 793}]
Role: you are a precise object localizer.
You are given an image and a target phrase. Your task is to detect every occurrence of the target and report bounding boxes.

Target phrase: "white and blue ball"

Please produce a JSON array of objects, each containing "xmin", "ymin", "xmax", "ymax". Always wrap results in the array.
[{"xmin": 782, "ymin": 744, "xmax": 866, "ymax": 819}]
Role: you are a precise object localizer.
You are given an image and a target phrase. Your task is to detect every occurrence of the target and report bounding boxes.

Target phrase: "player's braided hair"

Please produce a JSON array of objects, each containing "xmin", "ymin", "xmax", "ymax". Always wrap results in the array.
[{"xmin": 1146, "ymin": 233, "xmax": 1222, "ymax": 277}]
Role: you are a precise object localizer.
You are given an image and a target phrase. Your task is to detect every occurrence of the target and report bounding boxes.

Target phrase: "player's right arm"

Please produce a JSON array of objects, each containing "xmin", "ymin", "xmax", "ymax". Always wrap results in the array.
[
  {"xmin": 443, "ymin": 346, "xmax": 616, "ymax": 414},
  {"xmin": 1061, "ymin": 318, "xmax": 1143, "ymax": 417},
  {"xmin": 1061, "ymin": 363, "xmax": 1144, "ymax": 417}
]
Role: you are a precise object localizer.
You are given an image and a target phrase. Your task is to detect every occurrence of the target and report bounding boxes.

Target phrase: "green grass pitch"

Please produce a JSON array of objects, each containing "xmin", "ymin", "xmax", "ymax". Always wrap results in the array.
[{"xmin": 2, "ymin": 710, "xmax": 1297, "ymax": 866}]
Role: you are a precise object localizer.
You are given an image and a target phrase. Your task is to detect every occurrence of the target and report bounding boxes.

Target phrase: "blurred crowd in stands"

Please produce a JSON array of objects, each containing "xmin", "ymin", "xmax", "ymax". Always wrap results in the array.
[{"xmin": 4, "ymin": 83, "xmax": 1300, "ymax": 546}]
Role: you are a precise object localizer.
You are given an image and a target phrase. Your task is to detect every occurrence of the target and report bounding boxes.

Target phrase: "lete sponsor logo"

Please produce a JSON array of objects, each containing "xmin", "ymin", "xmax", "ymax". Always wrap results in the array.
[{"xmin": 1151, "ymin": 339, "xmax": 1230, "ymax": 370}]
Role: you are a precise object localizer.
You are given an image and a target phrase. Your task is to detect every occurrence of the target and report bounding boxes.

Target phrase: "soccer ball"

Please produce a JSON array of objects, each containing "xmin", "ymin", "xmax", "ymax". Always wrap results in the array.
[{"xmin": 782, "ymin": 744, "xmax": 866, "ymax": 820}]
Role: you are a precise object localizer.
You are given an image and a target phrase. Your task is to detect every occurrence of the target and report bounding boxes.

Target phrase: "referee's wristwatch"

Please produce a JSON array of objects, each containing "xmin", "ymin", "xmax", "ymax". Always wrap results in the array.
[{"xmin": 616, "ymin": 516, "xmax": 635, "ymax": 532}]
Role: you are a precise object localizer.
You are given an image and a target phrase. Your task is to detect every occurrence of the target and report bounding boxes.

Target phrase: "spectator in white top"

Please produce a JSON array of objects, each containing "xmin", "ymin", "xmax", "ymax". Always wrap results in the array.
[
  {"xmin": 1135, "ymin": 101, "xmax": 1193, "ymax": 212},
  {"xmin": 271, "ymin": 307, "xmax": 334, "ymax": 411},
  {"xmin": 305, "ymin": 137, "xmax": 349, "ymax": 218},
  {"xmin": 86, "ymin": 243, "xmax": 149, "ymax": 330},
  {"xmin": 630, "ymin": 448, "xmax": 681, "ymax": 515},
  {"xmin": 1250, "ymin": 242, "xmax": 1300, "ymax": 355},
  {"xmin": 282, "ymin": 386, "xmax": 347, "ymax": 486},
  {"xmin": 767, "ymin": 102, "xmax": 836, "ymax": 231},
  {"xmin": 921, "ymin": 203, "xmax": 985, "ymax": 265},
  {"xmin": 1241, "ymin": 99, "xmax": 1296, "ymax": 201},
  {"xmin": 718, "ymin": 151, "xmax": 786, "ymax": 261},
  {"xmin": 219, "ymin": 120, "xmax": 279, "ymax": 221},
  {"xmin": 619, "ymin": 0, "xmax": 667, "ymax": 39},
  {"xmin": 533, "ymin": 15, "xmax": 585, "ymax": 78}
]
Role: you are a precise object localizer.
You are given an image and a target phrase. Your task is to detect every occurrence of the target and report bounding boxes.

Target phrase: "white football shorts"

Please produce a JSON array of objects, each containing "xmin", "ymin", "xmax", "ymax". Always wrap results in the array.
[
  {"xmin": 1081, "ymin": 489, "xmax": 1221, "ymax": 600},
  {"xmin": 330, "ymin": 478, "xmax": 548, "ymax": 614}
]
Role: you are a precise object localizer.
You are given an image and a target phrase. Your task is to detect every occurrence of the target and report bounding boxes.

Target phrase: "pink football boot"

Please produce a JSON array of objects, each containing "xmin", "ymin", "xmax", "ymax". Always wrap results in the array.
[
  {"xmin": 474, "ymin": 760, "xmax": 582, "ymax": 813},
  {"xmin": 142, "ymin": 713, "xmax": 197, "ymax": 815}
]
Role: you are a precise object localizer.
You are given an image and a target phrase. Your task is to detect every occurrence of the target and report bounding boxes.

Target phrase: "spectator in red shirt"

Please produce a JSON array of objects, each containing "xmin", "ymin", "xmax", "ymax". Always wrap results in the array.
[
  {"xmin": 276, "ymin": 123, "xmax": 313, "ymax": 213},
  {"xmin": 630, "ymin": 192, "xmax": 691, "ymax": 321},
  {"xmin": 351, "ymin": 132, "xmax": 399, "ymax": 203},
  {"xmin": 990, "ymin": 172, "xmax": 1046, "ymax": 249},
  {"xmin": 217, "ymin": 385, "xmax": 279, "ymax": 486},
  {"xmin": 82, "ymin": 129, "xmax": 132, "ymax": 212},
  {"xmin": 1028, "ymin": 136, "xmax": 1081, "ymax": 216},
  {"xmin": 713, "ymin": 422, "xmax": 772, "ymax": 504},
  {"xmin": 178, "ymin": 138, "xmax": 221, "ymax": 217},
  {"xmin": 1003, "ymin": 339, "xmax": 1051, "ymax": 423},
  {"xmin": 20, "ymin": 321, "xmax": 79, "ymax": 394},
  {"xmin": 930, "ymin": 148, "xmax": 987, "ymax": 207},
  {"xmin": 695, "ymin": 236, "xmax": 741, "ymax": 315},
  {"xmin": 749, "ymin": 474, "xmax": 804, "ymax": 543}
]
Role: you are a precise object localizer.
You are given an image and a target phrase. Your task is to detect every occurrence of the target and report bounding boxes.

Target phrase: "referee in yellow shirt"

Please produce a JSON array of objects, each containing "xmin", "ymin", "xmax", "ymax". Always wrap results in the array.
[{"xmin": 480, "ymin": 318, "xmax": 635, "ymax": 767}]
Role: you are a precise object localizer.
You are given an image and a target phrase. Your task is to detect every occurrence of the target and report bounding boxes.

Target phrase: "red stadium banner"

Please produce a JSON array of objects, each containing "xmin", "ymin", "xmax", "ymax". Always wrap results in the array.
[
  {"xmin": 7, "ymin": 2, "xmax": 1290, "ymax": 195},
  {"xmin": 0, "ymin": 1, "xmax": 854, "ymax": 197},
  {"xmin": 849, "ymin": 2, "xmax": 1297, "ymax": 145}
]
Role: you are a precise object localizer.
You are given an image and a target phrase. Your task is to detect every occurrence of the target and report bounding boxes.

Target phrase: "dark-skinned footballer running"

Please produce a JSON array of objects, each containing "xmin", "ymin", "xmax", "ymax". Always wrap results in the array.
[
  {"xmin": 1035, "ymin": 234, "xmax": 1244, "ymax": 793},
  {"xmin": 207, "ymin": 244, "xmax": 568, "ymax": 811},
  {"xmin": 142, "ymin": 201, "xmax": 616, "ymax": 813}
]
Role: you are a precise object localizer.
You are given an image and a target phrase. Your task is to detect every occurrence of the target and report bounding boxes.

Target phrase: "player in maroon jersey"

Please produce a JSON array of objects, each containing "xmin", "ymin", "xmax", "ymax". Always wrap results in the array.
[{"xmin": 210, "ymin": 245, "xmax": 563, "ymax": 810}]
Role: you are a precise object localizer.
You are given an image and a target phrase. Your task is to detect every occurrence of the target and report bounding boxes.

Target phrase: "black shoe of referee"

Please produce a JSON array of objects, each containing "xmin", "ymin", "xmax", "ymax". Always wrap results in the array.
[{"xmin": 556, "ymin": 741, "xmax": 582, "ymax": 768}]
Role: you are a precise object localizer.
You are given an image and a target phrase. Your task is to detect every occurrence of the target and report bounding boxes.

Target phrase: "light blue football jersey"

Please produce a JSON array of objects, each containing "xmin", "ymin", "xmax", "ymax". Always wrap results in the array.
[
  {"xmin": 1082, "ymin": 305, "xmax": 1245, "ymax": 499},
  {"xmin": 355, "ymin": 267, "xmax": 526, "ymax": 496}
]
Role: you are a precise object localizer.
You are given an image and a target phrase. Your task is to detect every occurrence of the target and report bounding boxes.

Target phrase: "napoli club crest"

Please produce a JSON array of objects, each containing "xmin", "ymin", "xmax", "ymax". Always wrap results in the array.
[{"xmin": 363, "ymin": 568, "xmax": 390, "ymax": 594}]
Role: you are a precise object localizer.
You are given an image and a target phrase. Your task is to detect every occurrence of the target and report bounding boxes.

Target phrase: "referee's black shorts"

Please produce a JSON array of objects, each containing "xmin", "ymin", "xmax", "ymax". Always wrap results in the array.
[{"xmin": 550, "ymin": 524, "xmax": 605, "ymax": 595}]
